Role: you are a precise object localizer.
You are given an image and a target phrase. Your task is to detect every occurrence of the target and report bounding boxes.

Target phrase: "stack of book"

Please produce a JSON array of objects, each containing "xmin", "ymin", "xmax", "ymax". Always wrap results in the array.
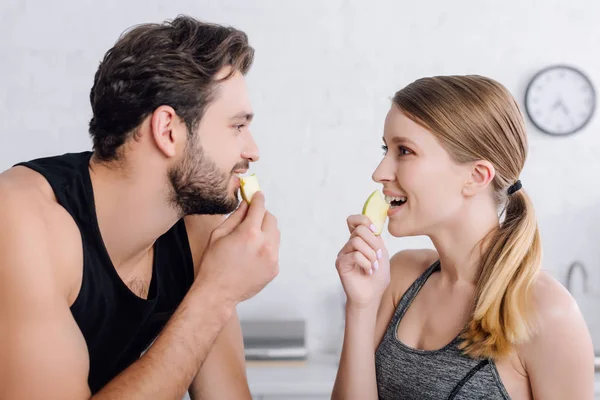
[{"xmin": 241, "ymin": 319, "xmax": 308, "ymax": 367}]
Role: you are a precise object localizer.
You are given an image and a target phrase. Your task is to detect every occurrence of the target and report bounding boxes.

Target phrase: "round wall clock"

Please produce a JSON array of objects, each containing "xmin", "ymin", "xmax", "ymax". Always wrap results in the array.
[{"xmin": 524, "ymin": 65, "xmax": 596, "ymax": 136}]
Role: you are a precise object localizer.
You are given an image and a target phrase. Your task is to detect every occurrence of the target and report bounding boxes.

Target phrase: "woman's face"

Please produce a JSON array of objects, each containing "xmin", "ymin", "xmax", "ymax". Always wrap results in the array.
[{"xmin": 372, "ymin": 106, "xmax": 474, "ymax": 238}]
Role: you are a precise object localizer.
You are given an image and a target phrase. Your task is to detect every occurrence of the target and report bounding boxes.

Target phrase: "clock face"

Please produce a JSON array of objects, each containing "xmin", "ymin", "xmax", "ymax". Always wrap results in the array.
[{"xmin": 525, "ymin": 65, "xmax": 596, "ymax": 136}]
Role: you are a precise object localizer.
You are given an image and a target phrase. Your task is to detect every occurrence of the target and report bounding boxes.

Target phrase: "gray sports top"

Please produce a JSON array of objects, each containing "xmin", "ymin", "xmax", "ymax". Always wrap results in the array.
[{"xmin": 375, "ymin": 261, "xmax": 511, "ymax": 399}]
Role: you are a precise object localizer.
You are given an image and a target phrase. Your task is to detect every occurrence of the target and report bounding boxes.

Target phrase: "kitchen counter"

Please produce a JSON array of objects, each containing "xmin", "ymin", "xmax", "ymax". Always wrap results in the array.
[
  {"xmin": 246, "ymin": 355, "xmax": 600, "ymax": 399},
  {"xmin": 247, "ymin": 355, "xmax": 337, "ymax": 400}
]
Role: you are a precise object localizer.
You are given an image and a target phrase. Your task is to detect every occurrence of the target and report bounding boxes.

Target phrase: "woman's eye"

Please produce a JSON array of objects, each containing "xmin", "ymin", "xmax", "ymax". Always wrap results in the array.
[
  {"xmin": 381, "ymin": 145, "xmax": 388, "ymax": 155},
  {"xmin": 398, "ymin": 146, "xmax": 412, "ymax": 156}
]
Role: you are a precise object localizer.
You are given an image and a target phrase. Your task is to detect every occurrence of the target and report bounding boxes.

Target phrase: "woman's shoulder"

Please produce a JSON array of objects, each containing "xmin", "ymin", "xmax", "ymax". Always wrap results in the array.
[
  {"xmin": 516, "ymin": 270, "xmax": 594, "ymax": 381},
  {"xmin": 528, "ymin": 270, "xmax": 582, "ymax": 329},
  {"xmin": 387, "ymin": 248, "xmax": 439, "ymax": 306}
]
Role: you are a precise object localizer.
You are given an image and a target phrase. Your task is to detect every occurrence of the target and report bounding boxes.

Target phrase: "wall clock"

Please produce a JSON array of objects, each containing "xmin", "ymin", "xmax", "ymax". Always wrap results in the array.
[{"xmin": 524, "ymin": 65, "xmax": 596, "ymax": 136}]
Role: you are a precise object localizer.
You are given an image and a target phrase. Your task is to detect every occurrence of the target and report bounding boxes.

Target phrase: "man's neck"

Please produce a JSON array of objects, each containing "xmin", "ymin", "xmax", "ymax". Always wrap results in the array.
[{"xmin": 88, "ymin": 157, "xmax": 180, "ymax": 273}]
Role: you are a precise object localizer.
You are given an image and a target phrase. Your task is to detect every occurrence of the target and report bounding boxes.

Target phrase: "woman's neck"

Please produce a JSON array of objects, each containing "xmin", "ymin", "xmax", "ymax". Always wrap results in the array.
[{"xmin": 429, "ymin": 204, "xmax": 500, "ymax": 285}]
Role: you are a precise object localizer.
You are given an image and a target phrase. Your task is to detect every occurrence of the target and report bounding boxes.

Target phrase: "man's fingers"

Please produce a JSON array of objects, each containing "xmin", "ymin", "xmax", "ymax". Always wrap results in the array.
[
  {"xmin": 216, "ymin": 201, "xmax": 248, "ymax": 236},
  {"xmin": 242, "ymin": 191, "xmax": 267, "ymax": 230},
  {"xmin": 261, "ymin": 212, "xmax": 280, "ymax": 247}
]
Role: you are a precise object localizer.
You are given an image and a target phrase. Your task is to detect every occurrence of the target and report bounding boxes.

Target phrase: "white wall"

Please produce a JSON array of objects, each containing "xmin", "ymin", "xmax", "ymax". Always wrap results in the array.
[{"xmin": 2, "ymin": 0, "xmax": 600, "ymax": 354}]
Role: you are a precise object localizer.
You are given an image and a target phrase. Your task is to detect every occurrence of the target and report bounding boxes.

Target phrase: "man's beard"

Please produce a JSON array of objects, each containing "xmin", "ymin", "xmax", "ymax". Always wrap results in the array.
[{"xmin": 168, "ymin": 140, "xmax": 246, "ymax": 217}]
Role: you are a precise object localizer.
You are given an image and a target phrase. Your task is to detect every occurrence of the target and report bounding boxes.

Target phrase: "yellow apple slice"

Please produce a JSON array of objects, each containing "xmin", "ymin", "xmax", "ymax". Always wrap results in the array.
[
  {"xmin": 362, "ymin": 190, "xmax": 389, "ymax": 235},
  {"xmin": 240, "ymin": 174, "xmax": 261, "ymax": 204}
]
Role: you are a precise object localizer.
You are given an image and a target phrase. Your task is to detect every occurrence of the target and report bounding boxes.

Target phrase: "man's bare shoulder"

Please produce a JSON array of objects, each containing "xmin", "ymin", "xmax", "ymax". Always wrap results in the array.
[
  {"xmin": 0, "ymin": 166, "xmax": 59, "ymax": 228},
  {"xmin": 0, "ymin": 165, "xmax": 83, "ymax": 303},
  {"xmin": 0, "ymin": 164, "xmax": 77, "ymax": 231},
  {"xmin": 0, "ymin": 166, "xmax": 91, "ymax": 398},
  {"xmin": 388, "ymin": 248, "xmax": 439, "ymax": 306}
]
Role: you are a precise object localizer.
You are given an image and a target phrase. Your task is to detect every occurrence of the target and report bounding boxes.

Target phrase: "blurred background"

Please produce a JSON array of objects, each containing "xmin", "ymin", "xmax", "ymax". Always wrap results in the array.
[{"xmin": 2, "ymin": 0, "xmax": 599, "ymax": 398}]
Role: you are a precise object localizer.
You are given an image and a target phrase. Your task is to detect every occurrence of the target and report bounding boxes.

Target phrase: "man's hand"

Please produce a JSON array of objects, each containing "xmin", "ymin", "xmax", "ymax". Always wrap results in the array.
[
  {"xmin": 184, "ymin": 193, "xmax": 280, "ymax": 399},
  {"xmin": 184, "ymin": 213, "xmax": 254, "ymax": 400},
  {"xmin": 194, "ymin": 192, "xmax": 280, "ymax": 306}
]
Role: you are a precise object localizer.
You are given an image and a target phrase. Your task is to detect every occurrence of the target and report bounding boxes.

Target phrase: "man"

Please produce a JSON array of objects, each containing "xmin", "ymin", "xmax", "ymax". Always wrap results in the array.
[{"xmin": 0, "ymin": 15, "xmax": 279, "ymax": 399}]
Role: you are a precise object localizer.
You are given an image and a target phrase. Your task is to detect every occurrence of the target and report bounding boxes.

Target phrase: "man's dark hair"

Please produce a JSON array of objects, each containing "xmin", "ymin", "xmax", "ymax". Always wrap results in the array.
[{"xmin": 88, "ymin": 15, "xmax": 254, "ymax": 161}]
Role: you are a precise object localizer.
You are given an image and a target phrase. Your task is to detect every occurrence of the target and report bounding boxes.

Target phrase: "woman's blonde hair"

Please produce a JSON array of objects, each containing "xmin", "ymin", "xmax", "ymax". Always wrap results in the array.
[{"xmin": 393, "ymin": 75, "xmax": 542, "ymax": 359}]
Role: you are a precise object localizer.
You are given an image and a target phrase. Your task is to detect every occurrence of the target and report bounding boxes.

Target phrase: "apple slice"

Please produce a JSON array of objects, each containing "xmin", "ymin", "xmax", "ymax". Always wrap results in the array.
[
  {"xmin": 362, "ymin": 190, "xmax": 389, "ymax": 235},
  {"xmin": 240, "ymin": 174, "xmax": 261, "ymax": 204}
]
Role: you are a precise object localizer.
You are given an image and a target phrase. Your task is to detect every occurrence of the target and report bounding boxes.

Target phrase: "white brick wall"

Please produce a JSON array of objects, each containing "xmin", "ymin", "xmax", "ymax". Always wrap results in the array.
[{"xmin": 2, "ymin": 0, "xmax": 600, "ymax": 355}]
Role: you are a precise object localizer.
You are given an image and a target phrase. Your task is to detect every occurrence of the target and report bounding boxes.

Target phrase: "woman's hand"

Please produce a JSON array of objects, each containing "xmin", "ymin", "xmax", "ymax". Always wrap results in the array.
[{"xmin": 335, "ymin": 214, "xmax": 391, "ymax": 309}]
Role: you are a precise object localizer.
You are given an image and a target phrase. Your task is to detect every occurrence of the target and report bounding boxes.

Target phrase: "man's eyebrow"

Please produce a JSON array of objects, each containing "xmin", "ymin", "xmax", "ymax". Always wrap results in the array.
[{"xmin": 231, "ymin": 112, "xmax": 254, "ymax": 121}]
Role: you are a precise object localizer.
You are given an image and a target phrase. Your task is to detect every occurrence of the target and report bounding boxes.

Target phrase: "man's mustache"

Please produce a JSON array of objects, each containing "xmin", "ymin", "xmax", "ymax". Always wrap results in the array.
[{"xmin": 231, "ymin": 161, "xmax": 250, "ymax": 173}]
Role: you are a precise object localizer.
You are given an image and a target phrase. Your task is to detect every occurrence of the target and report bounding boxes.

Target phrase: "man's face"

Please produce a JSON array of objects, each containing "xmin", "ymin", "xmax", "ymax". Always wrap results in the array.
[{"xmin": 169, "ymin": 69, "xmax": 259, "ymax": 216}]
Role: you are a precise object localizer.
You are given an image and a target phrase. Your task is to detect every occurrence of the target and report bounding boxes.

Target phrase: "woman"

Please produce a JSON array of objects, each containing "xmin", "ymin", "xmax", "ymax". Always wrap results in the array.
[{"xmin": 332, "ymin": 75, "xmax": 594, "ymax": 399}]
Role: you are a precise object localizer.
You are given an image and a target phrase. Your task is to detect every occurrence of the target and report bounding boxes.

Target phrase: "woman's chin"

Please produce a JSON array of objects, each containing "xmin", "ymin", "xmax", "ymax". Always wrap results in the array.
[
  {"xmin": 387, "ymin": 221, "xmax": 422, "ymax": 238},
  {"xmin": 387, "ymin": 225, "xmax": 412, "ymax": 238}
]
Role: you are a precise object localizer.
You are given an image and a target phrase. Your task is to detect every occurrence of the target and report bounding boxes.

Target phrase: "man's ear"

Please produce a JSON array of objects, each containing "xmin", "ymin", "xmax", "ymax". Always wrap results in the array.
[
  {"xmin": 150, "ymin": 105, "xmax": 185, "ymax": 158},
  {"xmin": 463, "ymin": 160, "xmax": 495, "ymax": 197}
]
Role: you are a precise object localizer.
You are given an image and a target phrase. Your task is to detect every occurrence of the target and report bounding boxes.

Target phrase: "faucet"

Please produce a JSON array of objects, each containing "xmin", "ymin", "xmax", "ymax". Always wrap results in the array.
[{"xmin": 565, "ymin": 261, "xmax": 589, "ymax": 294}]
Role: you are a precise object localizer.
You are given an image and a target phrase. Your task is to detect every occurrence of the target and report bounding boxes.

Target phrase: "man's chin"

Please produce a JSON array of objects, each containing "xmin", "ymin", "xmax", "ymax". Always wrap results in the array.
[
  {"xmin": 228, "ymin": 190, "xmax": 240, "ymax": 206},
  {"xmin": 178, "ymin": 196, "xmax": 239, "ymax": 216}
]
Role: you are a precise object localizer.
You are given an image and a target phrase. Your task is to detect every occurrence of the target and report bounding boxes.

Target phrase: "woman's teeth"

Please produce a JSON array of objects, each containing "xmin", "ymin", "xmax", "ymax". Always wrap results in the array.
[{"xmin": 385, "ymin": 195, "xmax": 407, "ymax": 207}]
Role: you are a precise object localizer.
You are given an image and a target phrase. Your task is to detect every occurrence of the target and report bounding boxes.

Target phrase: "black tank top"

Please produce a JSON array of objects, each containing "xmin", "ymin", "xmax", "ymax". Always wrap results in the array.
[{"xmin": 15, "ymin": 151, "xmax": 195, "ymax": 394}]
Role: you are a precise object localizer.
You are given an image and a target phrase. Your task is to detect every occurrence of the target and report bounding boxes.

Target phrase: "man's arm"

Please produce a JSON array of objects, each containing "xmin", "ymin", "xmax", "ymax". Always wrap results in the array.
[
  {"xmin": 96, "ymin": 288, "xmax": 232, "ymax": 399},
  {"xmin": 0, "ymin": 195, "xmax": 236, "ymax": 399},
  {"xmin": 0, "ymin": 195, "xmax": 92, "ymax": 399},
  {"xmin": 188, "ymin": 310, "xmax": 251, "ymax": 400},
  {"xmin": 94, "ymin": 203, "xmax": 268, "ymax": 399},
  {"xmin": 184, "ymin": 214, "xmax": 252, "ymax": 400}
]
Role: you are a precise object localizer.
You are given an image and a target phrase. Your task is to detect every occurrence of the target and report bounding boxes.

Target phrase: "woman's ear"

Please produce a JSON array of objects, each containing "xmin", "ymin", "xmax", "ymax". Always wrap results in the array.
[{"xmin": 463, "ymin": 160, "xmax": 495, "ymax": 197}]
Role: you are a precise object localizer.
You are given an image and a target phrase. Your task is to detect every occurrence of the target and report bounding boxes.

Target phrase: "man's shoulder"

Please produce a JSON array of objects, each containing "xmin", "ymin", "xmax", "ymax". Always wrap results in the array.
[
  {"xmin": 0, "ymin": 165, "xmax": 83, "ymax": 303},
  {"xmin": 0, "ymin": 165, "xmax": 65, "ymax": 221}
]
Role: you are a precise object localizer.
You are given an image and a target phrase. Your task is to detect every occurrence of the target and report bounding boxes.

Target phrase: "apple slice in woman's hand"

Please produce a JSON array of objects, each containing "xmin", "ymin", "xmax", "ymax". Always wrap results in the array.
[{"xmin": 362, "ymin": 190, "xmax": 389, "ymax": 235}]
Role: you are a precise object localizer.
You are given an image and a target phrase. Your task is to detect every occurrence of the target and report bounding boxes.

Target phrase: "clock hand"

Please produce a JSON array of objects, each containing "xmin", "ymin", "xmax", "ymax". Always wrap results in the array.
[
  {"xmin": 552, "ymin": 99, "xmax": 562, "ymax": 110},
  {"xmin": 558, "ymin": 100, "xmax": 570, "ymax": 116},
  {"xmin": 551, "ymin": 98, "xmax": 570, "ymax": 116}
]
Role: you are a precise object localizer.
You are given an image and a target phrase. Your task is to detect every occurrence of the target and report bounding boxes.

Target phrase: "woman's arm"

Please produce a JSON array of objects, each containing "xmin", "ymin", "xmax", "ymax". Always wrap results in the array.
[
  {"xmin": 332, "ymin": 302, "xmax": 382, "ymax": 400},
  {"xmin": 332, "ymin": 247, "xmax": 436, "ymax": 399}
]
